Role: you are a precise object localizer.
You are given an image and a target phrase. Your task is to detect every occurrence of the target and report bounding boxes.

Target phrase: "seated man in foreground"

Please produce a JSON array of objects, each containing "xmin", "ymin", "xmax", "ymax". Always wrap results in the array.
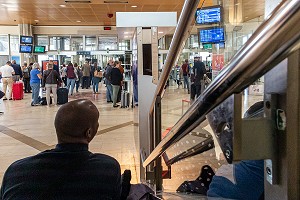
[{"xmin": 0, "ymin": 99, "xmax": 121, "ymax": 200}]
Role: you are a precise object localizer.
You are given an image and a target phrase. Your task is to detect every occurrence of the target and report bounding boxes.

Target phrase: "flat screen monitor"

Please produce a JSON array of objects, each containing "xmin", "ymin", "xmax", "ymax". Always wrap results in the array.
[
  {"xmin": 34, "ymin": 46, "xmax": 46, "ymax": 53},
  {"xmin": 199, "ymin": 27, "xmax": 225, "ymax": 44},
  {"xmin": 20, "ymin": 36, "xmax": 33, "ymax": 44},
  {"xmin": 195, "ymin": 6, "xmax": 222, "ymax": 25},
  {"xmin": 19, "ymin": 45, "xmax": 33, "ymax": 53}
]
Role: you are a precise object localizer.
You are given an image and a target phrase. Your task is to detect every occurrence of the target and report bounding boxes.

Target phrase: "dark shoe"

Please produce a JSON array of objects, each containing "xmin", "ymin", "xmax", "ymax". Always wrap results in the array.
[
  {"xmin": 107, "ymin": 101, "xmax": 113, "ymax": 103},
  {"xmin": 9, "ymin": 98, "xmax": 13, "ymax": 100},
  {"xmin": 3, "ymin": 98, "xmax": 7, "ymax": 100},
  {"xmin": 113, "ymin": 105, "xmax": 120, "ymax": 108}
]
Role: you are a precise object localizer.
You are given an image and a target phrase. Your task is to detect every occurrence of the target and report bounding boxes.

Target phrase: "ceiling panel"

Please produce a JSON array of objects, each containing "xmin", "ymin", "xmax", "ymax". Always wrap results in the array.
[{"xmin": 0, "ymin": 0, "xmax": 264, "ymax": 26}]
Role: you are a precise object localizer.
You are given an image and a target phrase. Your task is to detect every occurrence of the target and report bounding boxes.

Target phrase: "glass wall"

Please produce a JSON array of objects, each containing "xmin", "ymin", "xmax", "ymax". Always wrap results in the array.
[
  {"xmin": 118, "ymin": 40, "xmax": 130, "ymax": 51},
  {"xmin": 10, "ymin": 35, "xmax": 19, "ymax": 54},
  {"xmin": 36, "ymin": 36, "xmax": 49, "ymax": 51},
  {"xmin": 85, "ymin": 36, "xmax": 97, "ymax": 51},
  {"xmin": 0, "ymin": 35, "xmax": 9, "ymax": 55},
  {"xmin": 98, "ymin": 37, "xmax": 118, "ymax": 50},
  {"xmin": 71, "ymin": 36, "xmax": 83, "ymax": 51}
]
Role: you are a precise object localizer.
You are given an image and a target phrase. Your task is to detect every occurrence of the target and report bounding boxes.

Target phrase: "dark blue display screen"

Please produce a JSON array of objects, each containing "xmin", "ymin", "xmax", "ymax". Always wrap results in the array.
[
  {"xmin": 20, "ymin": 36, "xmax": 33, "ymax": 44},
  {"xmin": 196, "ymin": 7, "xmax": 221, "ymax": 24},
  {"xmin": 20, "ymin": 45, "xmax": 32, "ymax": 53},
  {"xmin": 200, "ymin": 27, "xmax": 225, "ymax": 44}
]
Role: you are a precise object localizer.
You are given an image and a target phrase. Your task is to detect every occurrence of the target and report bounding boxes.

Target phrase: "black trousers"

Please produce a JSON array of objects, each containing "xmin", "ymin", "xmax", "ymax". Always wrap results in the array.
[{"xmin": 24, "ymin": 78, "xmax": 31, "ymax": 92}]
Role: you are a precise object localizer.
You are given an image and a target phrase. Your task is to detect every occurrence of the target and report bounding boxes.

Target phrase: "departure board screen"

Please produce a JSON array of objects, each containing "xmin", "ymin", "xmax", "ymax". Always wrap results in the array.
[
  {"xmin": 195, "ymin": 6, "xmax": 222, "ymax": 25},
  {"xmin": 199, "ymin": 27, "xmax": 225, "ymax": 44}
]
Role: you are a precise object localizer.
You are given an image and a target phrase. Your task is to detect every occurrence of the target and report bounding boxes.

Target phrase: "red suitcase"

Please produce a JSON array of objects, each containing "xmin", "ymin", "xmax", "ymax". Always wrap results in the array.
[{"xmin": 12, "ymin": 82, "xmax": 24, "ymax": 100}]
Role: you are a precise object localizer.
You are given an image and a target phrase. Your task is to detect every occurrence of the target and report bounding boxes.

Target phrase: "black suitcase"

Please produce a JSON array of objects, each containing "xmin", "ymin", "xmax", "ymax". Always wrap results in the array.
[
  {"xmin": 57, "ymin": 88, "xmax": 68, "ymax": 105},
  {"xmin": 190, "ymin": 83, "xmax": 196, "ymax": 100},
  {"xmin": 121, "ymin": 90, "xmax": 130, "ymax": 108}
]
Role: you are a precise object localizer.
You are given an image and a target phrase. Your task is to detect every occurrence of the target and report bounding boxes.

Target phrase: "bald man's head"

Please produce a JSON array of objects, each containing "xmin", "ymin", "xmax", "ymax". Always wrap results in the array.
[{"xmin": 54, "ymin": 99, "xmax": 99, "ymax": 144}]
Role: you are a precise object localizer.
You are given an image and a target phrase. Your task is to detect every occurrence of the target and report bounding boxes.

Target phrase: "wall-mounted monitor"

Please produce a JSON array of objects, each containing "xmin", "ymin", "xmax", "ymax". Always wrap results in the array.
[
  {"xmin": 34, "ymin": 46, "xmax": 46, "ymax": 53},
  {"xmin": 195, "ymin": 6, "xmax": 222, "ymax": 25},
  {"xmin": 199, "ymin": 27, "xmax": 225, "ymax": 44},
  {"xmin": 19, "ymin": 45, "xmax": 33, "ymax": 53},
  {"xmin": 20, "ymin": 36, "xmax": 33, "ymax": 44}
]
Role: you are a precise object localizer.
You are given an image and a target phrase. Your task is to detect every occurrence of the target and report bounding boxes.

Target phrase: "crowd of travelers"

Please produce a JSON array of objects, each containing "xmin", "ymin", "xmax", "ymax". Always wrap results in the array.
[{"xmin": 0, "ymin": 59, "xmax": 128, "ymax": 108}]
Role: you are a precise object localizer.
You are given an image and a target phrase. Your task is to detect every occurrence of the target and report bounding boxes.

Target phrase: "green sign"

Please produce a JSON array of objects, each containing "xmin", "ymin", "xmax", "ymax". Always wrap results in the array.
[{"xmin": 203, "ymin": 44, "xmax": 212, "ymax": 49}]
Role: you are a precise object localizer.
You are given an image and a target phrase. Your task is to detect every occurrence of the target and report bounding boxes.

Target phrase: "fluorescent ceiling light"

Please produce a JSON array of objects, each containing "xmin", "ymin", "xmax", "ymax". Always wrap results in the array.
[
  {"xmin": 60, "ymin": 4, "xmax": 66, "ymax": 7},
  {"xmin": 76, "ymin": 20, "xmax": 81, "ymax": 22},
  {"xmin": 131, "ymin": 5, "xmax": 137, "ymax": 8},
  {"xmin": 34, "ymin": 20, "xmax": 39, "ymax": 22}
]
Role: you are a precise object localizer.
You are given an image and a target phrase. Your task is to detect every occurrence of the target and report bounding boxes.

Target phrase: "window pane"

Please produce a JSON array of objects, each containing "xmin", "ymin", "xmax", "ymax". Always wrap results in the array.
[
  {"xmin": 71, "ymin": 36, "xmax": 83, "ymax": 51},
  {"xmin": 10, "ymin": 35, "xmax": 19, "ymax": 54},
  {"xmin": 0, "ymin": 35, "xmax": 9, "ymax": 54},
  {"xmin": 37, "ymin": 36, "xmax": 49, "ymax": 51},
  {"xmin": 98, "ymin": 37, "xmax": 118, "ymax": 50},
  {"xmin": 86, "ymin": 36, "xmax": 97, "ymax": 51}
]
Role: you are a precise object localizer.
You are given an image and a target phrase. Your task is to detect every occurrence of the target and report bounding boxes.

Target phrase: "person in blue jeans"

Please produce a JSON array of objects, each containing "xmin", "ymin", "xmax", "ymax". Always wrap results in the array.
[
  {"xmin": 66, "ymin": 63, "xmax": 76, "ymax": 95},
  {"xmin": 30, "ymin": 63, "xmax": 42, "ymax": 106},
  {"xmin": 92, "ymin": 67, "xmax": 102, "ymax": 94},
  {"xmin": 104, "ymin": 60, "xmax": 114, "ymax": 103}
]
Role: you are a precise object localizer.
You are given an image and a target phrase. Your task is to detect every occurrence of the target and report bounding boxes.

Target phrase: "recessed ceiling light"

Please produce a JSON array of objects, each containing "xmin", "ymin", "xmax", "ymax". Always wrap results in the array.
[
  {"xmin": 158, "ymin": 32, "xmax": 164, "ymax": 34},
  {"xmin": 60, "ymin": 4, "xmax": 66, "ymax": 7},
  {"xmin": 131, "ymin": 5, "xmax": 137, "ymax": 8},
  {"xmin": 76, "ymin": 20, "xmax": 81, "ymax": 22},
  {"xmin": 34, "ymin": 20, "xmax": 39, "ymax": 22}
]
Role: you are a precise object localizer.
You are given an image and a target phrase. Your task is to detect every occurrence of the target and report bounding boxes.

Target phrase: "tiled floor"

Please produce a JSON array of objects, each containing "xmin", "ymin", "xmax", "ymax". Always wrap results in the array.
[{"xmin": 0, "ymin": 81, "xmax": 263, "ymax": 197}]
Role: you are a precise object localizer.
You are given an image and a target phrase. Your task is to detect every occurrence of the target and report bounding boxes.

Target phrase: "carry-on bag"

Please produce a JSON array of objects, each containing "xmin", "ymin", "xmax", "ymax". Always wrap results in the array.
[
  {"xmin": 57, "ymin": 88, "xmax": 68, "ymax": 105},
  {"xmin": 12, "ymin": 81, "xmax": 24, "ymax": 100},
  {"xmin": 121, "ymin": 90, "xmax": 130, "ymax": 108}
]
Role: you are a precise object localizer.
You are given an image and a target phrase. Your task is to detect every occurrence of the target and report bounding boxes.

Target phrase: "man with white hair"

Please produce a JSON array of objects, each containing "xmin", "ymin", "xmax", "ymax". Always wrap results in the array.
[
  {"xmin": 30, "ymin": 63, "xmax": 42, "ymax": 106},
  {"xmin": 0, "ymin": 61, "xmax": 15, "ymax": 100}
]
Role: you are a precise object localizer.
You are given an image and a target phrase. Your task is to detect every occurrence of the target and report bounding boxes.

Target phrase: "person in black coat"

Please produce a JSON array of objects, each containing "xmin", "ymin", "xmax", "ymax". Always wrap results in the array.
[{"xmin": 110, "ymin": 61, "xmax": 123, "ymax": 107}]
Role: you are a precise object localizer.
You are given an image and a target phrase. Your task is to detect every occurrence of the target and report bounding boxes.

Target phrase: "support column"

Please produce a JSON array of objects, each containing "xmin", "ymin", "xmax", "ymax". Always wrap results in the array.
[{"xmin": 18, "ymin": 24, "xmax": 33, "ymax": 64}]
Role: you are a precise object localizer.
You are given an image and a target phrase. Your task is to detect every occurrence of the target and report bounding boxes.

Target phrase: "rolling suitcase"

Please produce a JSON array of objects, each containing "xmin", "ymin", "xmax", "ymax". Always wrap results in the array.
[
  {"xmin": 121, "ymin": 90, "xmax": 130, "ymax": 108},
  {"xmin": 57, "ymin": 88, "xmax": 68, "ymax": 105},
  {"xmin": 12, "ymin": 82, "xmax": 24, "ymax": 100}
]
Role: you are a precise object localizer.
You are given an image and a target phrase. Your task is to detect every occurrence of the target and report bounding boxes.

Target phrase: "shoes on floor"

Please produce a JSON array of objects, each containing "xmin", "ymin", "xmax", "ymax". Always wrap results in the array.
[
  {"xmin": 113, "ymin": 105, "xmax": 120, "ymax": 108},
  {"xmin": 9, "ymin": 98, "xmax": 12, "ymax": 100},
  {"xmin": 107, "ymin": 101, "xmax": 113, "ymax": 103},
  {"xmin": 3, "ymin": 98, "xmax": 7, "ymax": 100}
]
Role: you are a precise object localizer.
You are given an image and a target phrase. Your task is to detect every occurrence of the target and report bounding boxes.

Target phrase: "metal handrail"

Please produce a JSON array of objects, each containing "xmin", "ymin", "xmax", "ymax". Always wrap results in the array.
[
  {"xmin": 143, "ymin": 0, "xmax": 300, "ymax": 168},
  {"xmin": 149, "ymin": 0, "xmax": 201, "ymax": 118}
]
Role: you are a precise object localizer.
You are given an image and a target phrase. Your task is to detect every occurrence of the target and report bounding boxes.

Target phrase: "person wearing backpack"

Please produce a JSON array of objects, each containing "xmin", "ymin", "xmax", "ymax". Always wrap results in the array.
[
  {"xmin": 66, "ymin": 63, "xmax": 76, "ymax": 95},
  {"xmin": 22, "ymin": 62, "xmax": 32, "ymax": 93}
]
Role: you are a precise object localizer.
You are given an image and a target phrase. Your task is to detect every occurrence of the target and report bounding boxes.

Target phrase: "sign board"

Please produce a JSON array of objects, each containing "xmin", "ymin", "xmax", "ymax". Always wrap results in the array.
[{"xmin": 77, "ymin": 51, "xmax": 91, "ymax": 56}]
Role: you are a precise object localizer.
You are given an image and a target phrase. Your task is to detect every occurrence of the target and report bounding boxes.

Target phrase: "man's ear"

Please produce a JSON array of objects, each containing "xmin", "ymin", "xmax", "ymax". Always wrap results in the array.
[{"xmin": 85, "ymin": 128, "xmax": 93, "ymax": 141}]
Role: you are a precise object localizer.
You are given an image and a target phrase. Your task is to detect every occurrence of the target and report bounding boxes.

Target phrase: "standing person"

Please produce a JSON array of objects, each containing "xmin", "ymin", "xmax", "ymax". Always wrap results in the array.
[
  {"xmin": 82, "ymin": 61, "xmax": 91, "ymax": 89},
  {"xmin": 0, "ymin": 99, "xmax": 121, "ymax": 200},
  {"xmin": 66, "ymin": 63, "xmax": 76, "ymax": 95},
  {"xmin": 11, "ymin": 60, "xmax": 22, "ymax": 82},
  {"xmin": 22, "ymin": 62, "xmax": 31, "ymax": 93},
  {"xmin": 60, "ymin": 64, "xmax": 67, "ymax": 87},
  {"xmin": 0, "ymin": 61, "xmax": 15, "ymax": 100},
  {"xmin": 111, "ymin": 61, "xmax": 123, "ymax": 108},
  {"xmin": 90, "ymin": 62, "xmax": 97, "ymax": 88},
  {"xmin": 74, "ymin": 63, "xmax": 82, "ymax": 93},
  {"xmin": 117, "ymin": 61, "xmax": 124, "ymax": 102},
  {"xmin": 193, "ymin": 57, "xmax": 206, "ymax": 98},
  {"xmin": 42, "ymin": 63, "xmax": 62, "ymax": 106},
  {"xmin": 92, "ymin": 66, "xmax": 102, "ymax": 94},
  {"xmin": 132, "ymin": 62, "xmax": 138, "ymax": 106},
  {"xmin": 181, "ymin": 59, "xmax": 190, "ymax": 93},
  {"xmin": 30, "ymin": 63, "xmax": 42, "ymax": 106},
  {"xmin": 104, "ymin": 60, "xmax": 114, "ymax": 103},
  {"xmin": 49, "ymin": 59, "xmax": 59, "ymax": 75}
]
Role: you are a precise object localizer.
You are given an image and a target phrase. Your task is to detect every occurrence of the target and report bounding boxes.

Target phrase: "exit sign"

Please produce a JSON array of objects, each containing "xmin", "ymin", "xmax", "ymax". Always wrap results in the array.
[{"xmin": 103, "ymin": 27, "xmax": 112, "ymax": 30}]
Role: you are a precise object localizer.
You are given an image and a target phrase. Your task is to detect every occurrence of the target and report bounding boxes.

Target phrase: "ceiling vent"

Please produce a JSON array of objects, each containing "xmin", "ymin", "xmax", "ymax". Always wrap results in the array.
[
  {"xmin": 65, "ymin": 0, "xmax": 91, "ymax": 3},
  {"xmin": 104, "ymin": 1, "xmax": 128, "ymax": 3}
]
